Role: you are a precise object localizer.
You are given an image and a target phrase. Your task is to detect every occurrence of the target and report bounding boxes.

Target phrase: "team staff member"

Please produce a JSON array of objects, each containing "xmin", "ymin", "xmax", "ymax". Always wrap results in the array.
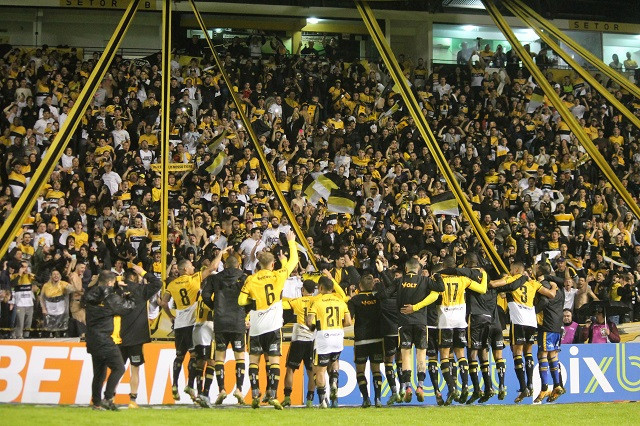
[
  {"xmin": 282, "ymin": 279, "xmax": 318, "ymax": 408},
  {"xmin": 201, "ymin": 253, "xmax": 247, "ymax": 406},
  {"xmin": 374, "ymin": 257, "xmax": 402, "ymax": 404},
  {"xmin": 307, "ymin": 276, "xmax": 351, "ymax": 408},
  {"xmin": 490, "ymin": 262, "xmax": 557, "ymax": 403},
  {"xmin": 118, "ymin": 264, "xmax": 162, "ymax": 409},
  {"xmin": 377, "ymin": 256, "xmax": 444, "ymax": 403},
  {"xmin": 348, "ymin": 274, "xmax": 384, "ymax": 408},
  {"xmin": 533, "ymin": 264, "xmax": 566, "ymax": 403},
  {"xmin": 238, "ymin": 230, "xmax": 298, "ymax": 410},
  {"xmin": 85, "ymin": 270, "xmax": 136, "ymax": 411},
  {"xmin": 161, "ymin": 252, "xmax": 222, "ymax": 402}
]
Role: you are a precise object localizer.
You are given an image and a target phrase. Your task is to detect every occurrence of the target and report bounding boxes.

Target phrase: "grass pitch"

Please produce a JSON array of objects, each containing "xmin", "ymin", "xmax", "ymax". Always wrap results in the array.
[{"xmin": 1, "ymin": 402, "xmax": 636, "ymax": 425}]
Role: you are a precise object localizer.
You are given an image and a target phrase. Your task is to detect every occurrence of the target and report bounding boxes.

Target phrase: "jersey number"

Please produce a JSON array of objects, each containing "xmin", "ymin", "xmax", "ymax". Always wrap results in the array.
[
  {"xmin": 326, "ymin": 306, "xmax": 340, "ymax": 327},
  {"xmin": 264, "ymin": 283, "xmax": 275, "ymax": 305},
  {"xmin": 179, "ymin": 288, "xmax": 191, "ymax": 306},
  {"xmin": 519, "ymin": 286, "xmax": 528, "ymax": 304},
  {"xmin": 447, "ymin": 282, "xmax": 459, "ymax": 303}
]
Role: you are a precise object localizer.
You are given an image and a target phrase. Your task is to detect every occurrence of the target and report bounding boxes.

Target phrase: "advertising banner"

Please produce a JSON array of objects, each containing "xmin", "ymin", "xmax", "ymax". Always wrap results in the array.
[
  {"xmin": 316, "ymin": 343, "xmax": 640, "ymax": 405},
  {"xmin": 1, "ymin": 340, "xmax": 638, "ymax": 406},
  {"xmin": 0, "ymin": 341, "xmax": 304, "ymax": 405}
]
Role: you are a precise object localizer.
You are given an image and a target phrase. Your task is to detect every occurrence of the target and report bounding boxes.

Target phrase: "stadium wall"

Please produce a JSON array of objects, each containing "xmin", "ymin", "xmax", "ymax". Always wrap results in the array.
[{"xmin": 0, "ymin": 340, "xmax": 638, "ymax": 405}]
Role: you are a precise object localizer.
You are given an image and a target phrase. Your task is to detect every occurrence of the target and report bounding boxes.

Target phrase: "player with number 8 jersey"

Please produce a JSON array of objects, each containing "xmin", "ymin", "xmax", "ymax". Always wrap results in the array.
[
  {"xmin": 162, "ymin": 250, "xmax": 227, "ymax": 403},
  {"xmin": 238, "ymin": 230, "xmax": 299, "ymax": 410}
]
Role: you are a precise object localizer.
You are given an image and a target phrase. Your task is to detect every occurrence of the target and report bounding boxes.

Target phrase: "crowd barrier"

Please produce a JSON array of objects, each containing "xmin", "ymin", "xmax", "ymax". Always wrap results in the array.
[{"xmin": 0, "ymin": 340, "xmax": 638, "ymax": 405}]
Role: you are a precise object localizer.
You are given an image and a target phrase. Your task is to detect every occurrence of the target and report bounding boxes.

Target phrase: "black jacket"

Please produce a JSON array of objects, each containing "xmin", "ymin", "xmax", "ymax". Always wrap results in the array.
[
  {"xmin": 84, "ymin": 284, "xmax": 136, "ymax": 354},
  {"xmin": 119, "ymin": 272, "xmax": 163, "ymax": 347},
  {"xmin": 201, "ymin": 267, "xmax": 247, "ymax": 334}
]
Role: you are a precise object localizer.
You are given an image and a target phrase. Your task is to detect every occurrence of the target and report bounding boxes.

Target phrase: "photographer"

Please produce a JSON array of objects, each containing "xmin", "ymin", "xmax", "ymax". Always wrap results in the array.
[{"xmin": 84, "ymin": 270, "xmax": 136, "ymax": 411}]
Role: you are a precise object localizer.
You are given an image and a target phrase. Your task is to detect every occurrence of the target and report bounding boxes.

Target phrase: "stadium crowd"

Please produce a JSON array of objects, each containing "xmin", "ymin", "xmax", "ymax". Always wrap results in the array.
[
  {"xmin": 0, "ymin": 33, "xmax": 639, "ymax": 408},
  {"xmin": 1, "ymin": 36, "xmax": 639, "ymax": 337}
]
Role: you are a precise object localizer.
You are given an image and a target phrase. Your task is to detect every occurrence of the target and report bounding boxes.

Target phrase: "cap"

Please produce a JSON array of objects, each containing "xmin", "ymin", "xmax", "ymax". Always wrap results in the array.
[{"xmin": 557, "ymin": 257, "xmax": 566, "ymax": 262}]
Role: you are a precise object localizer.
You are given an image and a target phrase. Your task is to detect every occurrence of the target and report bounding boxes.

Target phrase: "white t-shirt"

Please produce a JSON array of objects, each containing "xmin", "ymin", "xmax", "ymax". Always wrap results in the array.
[
  {"xmin": 112, "ymin": 129, "xmax": 130, "ymax": 148},
  {"xmin": 239, "ymin": 237, "xmax": 265, "ymax": 272},
  {"xmin": 102, "ymin": 171, "xmax": 122, "ymax": 195},
  {"xmin": 564, "ymin": 287, "xmax": 578, "ymax": 310}
]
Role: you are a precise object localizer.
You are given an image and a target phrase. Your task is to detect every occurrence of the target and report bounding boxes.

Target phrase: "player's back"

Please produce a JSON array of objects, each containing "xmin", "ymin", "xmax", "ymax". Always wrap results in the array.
[
  {"xmin": 439, "ymin": 273, "xmax": 473, "ymax": 328},
  {"xmin": 312, "ymin": 293, "xmax": 348, "ymax": 331},
  {"xmin": 288, "ymin": 295, "xmax": 315, "ymax": 341},
  {"xmin": 165, "ymin": 272, "xmax": 201, "ymax": 328},
  {"xmin": 241, "ymin": 268, "xmax": 288, "ymax": 336},
  {"xmin": 210, "ymin": 267, "xmax": 246, "ymax": 333},
  {"xmin": 242, "ymin": 268, "xmax": 287, "ymax": 310},
  {"xmin": 538, "ymin": 282, "xmax": 565, "ymax": 333},
  {"xmin": 348, "ymin": 291, "xmax": 382, "ymax": 341},
  {"xmin": 396, "ymin": 272, "xmax": 442, "ymax": 326},
  {"xmin": 507, "ymin": 278, "xmax": 541, "ymax": 327}
]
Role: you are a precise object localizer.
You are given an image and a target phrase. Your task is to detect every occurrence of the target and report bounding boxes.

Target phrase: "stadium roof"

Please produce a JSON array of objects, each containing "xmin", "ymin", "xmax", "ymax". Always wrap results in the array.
[{"xmin": 191, "ymin": 0, "xmax": 640, "ymax": 23}]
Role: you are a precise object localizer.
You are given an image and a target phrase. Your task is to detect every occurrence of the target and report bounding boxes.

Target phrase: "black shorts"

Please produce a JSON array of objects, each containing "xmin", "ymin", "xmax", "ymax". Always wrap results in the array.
[
  {"xmin": 120, "ymin": 344, "xmax": 145, "ymax": 366},
  {"xmin": 427, "ymin": 327, "xmax": 439, "ymax": 357},
  {"xmin": 194, "ymin": 343, "xmax": 213, "ymax": 359},
  {"xmin": 286, "ymin": 340, "xmax": 314, "ymax": 370},
  {"xmin": 249, "ymin": 329, "xmax": 282, "ymax": 356},
  {"xmin": 215, "ymin": 332, "xmax": 246, "ymax": 353},
  {"xmin": 468, "ymin": 315, "xmax": 492, "ymax": 350},
  {"xmin": 485, "ymin": 321, "xmax": 505, "ymax": 350},
  {"xmin": 399, "ymin": 324, "xmax": 428, "ymax": 350},
  {"xmin": 354, "ymin": 340, "xmax": 384, "ymax": 364},
  {"xmin": 510, "ymin": 324, "xmax": 536, "ymax": 346},
  {"xmin": 383, "ymin": 335, "xmax": 398, "ymax": 358},
  {"xmin": 175, "ymin": 325, "xmax": 194, "ymax": 356},
  {"xmin": 314, "ymin": 351, "xmax": 341, "ymax": 367},
  {"xmin": 438, "ymin": 328, "xmax": 467, "ymax": 349}
]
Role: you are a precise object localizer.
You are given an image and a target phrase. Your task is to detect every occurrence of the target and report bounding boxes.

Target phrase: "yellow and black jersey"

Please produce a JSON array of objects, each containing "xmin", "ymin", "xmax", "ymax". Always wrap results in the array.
[
  {"xmin": 165, "ymin": 272, "xmax": 201, "ymax": 311},
  {"xmin": 126, "ymin": 227, "xmax": 148, "ymax": 247},
  {"xmin": 554, "ymin": 213, "xmax": 574, "ymax": 235},
  {"xmin": 440, "ymin": 274, "xmax": 486, "ymax": 308},
  {"xmin": 239, "ymin": 240, "xmax": 298, "ymax": 311},
  {"xmin": 284, "ymin": 296, "xmax": 315, "ymax": 326},
  {"xmin": 8, "ymin": 171, "xmax": 26, "ymax": 196},
  {"xmin": 509, "ymin": 279, "xmax": 542, "ymax": 308},
  {"xmin": 309, "ymin": 293, "xmax": 348, "ymax": 331},
  {"xmin": 167, "ymin": 182, "xmax": 182, "ymax": 199},
  {"xmin": 45, "ymin": 189, "xmax": 65, "ymax": 205},
  {"xmin": 68, "ymin": 231, "xmax": 88, "ymax": 249},
  {"xmin": 195, "ymin": 296, "xmax": 213, "ymax": 324}
]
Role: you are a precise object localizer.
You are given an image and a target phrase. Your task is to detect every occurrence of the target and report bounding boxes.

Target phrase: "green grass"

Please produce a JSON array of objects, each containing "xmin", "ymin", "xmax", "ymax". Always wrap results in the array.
[{"xmin": 1, "ymin": 403, "xmax": 637, "ymax": 425}]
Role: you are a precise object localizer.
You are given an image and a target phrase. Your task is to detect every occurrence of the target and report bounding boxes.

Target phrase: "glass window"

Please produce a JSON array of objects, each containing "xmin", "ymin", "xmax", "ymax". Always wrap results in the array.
[
  {"xmin": 602, "ymin": 33, "xmax": 640, "ymax": 73},
  {"xmin": 433, "ymin": 23, "xmax": 541, "ymax": 65}
]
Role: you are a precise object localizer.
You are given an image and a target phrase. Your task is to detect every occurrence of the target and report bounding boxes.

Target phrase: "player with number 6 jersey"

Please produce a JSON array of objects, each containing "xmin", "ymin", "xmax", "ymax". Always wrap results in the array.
[{"xmin": 238, "ymin": 230, "xmax": 298, "ymax": 410}]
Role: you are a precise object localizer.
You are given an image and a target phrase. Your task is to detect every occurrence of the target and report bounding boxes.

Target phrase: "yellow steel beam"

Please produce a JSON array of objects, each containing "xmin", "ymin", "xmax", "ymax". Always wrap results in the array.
[
  {"xmin": 188, "ymin": 0, "xmax": 318, "ymax": 270},
  {"xmin": 355, "ymin": 0, "xmax": 508, "ymax": 274},
  {"xmin": 484, "ymin": 0, "xmax": 640, "ymax": 220},
  {"xmin": 160, "ymin": 0, "xmax": 171, "ymax": 284},
  {"xmin": 0, "ymin": 0, "xmax": 141, "ymax": 261},
  {"xmin": 505, "ymin": 0, "xmax": 640, "ymax": 130},
  {"xmin": 510, "ymin": 0, "xmax": 640, "ymax": 100}
]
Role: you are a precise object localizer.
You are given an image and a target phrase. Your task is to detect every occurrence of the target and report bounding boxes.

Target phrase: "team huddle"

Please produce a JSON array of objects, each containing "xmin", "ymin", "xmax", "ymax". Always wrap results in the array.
[{"xmin": 158, "ymin": 229, "xmax": 564, "ymax": 409}]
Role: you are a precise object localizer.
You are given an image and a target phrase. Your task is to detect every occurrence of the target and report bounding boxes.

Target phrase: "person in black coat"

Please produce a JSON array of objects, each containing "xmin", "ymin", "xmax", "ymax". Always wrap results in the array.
[
  {"xmin": 200, "ymin": 254, "xmax": 247, "ymax": 405},
  {"xmin": 117, "ymin": 264, "xmax": 162, "ymax": 408},
  {"xmin": 84, "ymin": 270, "xmax": 136, "ymax": 410}
]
